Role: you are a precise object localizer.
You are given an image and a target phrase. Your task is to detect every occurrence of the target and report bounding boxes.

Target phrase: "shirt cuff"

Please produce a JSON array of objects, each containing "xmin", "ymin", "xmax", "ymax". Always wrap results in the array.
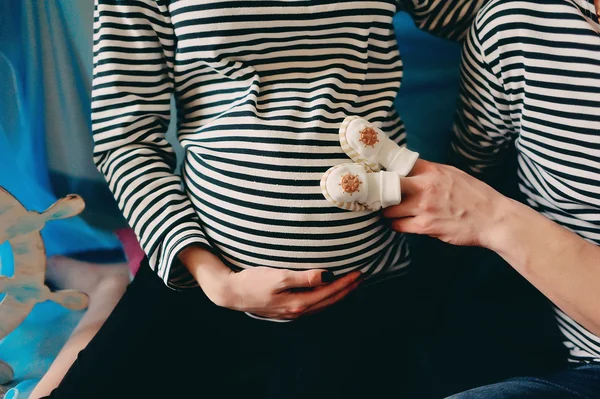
[{"xmin": 157, "ymin": 221, "xmax": 213, "ymax": 290}]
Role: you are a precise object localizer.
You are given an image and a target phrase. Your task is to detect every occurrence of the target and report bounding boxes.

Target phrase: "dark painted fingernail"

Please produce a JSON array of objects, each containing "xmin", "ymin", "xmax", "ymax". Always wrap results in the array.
[{"xmin": 321, "ymin": 271, "xmax": 335, "ymax": 283}]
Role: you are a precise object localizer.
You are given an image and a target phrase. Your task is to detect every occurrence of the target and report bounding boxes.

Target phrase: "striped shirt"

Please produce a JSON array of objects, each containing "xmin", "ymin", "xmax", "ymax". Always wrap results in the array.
[
  {"xmin": 92, "ymin": 0, "xmax": 485, "ymax": 289},
  {"xmin": 452, "ymin": 0, "xmax": 600, "ymax": 362}
]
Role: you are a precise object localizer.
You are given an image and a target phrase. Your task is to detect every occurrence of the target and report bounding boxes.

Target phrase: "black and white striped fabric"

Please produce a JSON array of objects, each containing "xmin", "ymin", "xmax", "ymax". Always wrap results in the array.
[
  {"xmin": 452, "ymin": 0, "xmax": 600, "ymax": 363},
  {"xmin": 92, "ymin": 0, "xmax": 484, "ymax": 289}
]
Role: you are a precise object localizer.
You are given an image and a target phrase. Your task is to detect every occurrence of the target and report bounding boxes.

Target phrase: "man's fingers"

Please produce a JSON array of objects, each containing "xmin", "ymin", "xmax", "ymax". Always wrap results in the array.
[
  {"xmin": 382, "ymin": 194, "xmax": 420, "ymax": 219},
  {"xmin": 389, "ymin": 217, "xmax": 422, "ymax": 234},
  {"xmin": 407, "ymin": 158, "xmax": 432, "ymax": 176},
  {"xmin": 400, "ymin": 176, "xmax": 420, "ymax": 196}
]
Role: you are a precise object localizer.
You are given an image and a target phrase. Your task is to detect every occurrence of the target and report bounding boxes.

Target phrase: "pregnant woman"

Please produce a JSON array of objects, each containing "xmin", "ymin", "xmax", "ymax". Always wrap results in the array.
[{"xmin": 41, "ymin": 1, "xmax": 487, "ymax": 398}]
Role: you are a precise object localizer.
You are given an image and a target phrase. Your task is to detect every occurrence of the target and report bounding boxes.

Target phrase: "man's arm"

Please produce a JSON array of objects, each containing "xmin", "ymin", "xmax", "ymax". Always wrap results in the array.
[
  {"xmin": 411, "ymin": 19, "xmax": 600, "ymax": 337},
  {"xmin": 385, "ymin": 158, "xmax": 600, "ymax": 337},
  {"xmin": 490, "ymin": 196, "xmax": 600, "ymax": 337},
  {"xmin": 399, "ymin": 0, "xmax": 489, "ymax": 42},
  {"xmin": 449, "ymin": 16, "xmax": 516, "ymax": 182}
]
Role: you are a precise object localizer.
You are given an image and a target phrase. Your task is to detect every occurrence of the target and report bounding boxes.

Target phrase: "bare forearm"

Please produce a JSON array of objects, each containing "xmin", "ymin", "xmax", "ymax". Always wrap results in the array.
[
  {"xmin": 386, "ymin": 160, "xmax": 600, "ymax": 335},
  {"xmin": 487, "ymin": 197, "xmax": 600, "ymax": 335},
  {"xmin": 179, "ymin": 246, "xmax": 234, "ymax": 307}
]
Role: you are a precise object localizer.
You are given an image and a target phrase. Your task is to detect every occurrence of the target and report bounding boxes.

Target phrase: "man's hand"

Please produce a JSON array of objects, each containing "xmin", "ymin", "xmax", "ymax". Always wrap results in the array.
[
  {"xmin": 180, "ymin": 247, "xmax": 362, "ymax": 320},
  {"xmin": 383, "ymin": 159, "xmax": 513, "ymax": 248},
  {"xmin": 383, "ymin": 160, "xmax": 600, "ymax": 337}
]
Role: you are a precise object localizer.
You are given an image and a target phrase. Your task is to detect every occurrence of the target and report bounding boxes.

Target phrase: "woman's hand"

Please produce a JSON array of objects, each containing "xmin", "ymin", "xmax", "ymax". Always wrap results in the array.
[
  {"xmin": 179, "ymin": 247, "xmax": 362, "ymax": 320},
  {"xmin": 383, "ymin": 159, "xmax": 513, "ymax": 248}
]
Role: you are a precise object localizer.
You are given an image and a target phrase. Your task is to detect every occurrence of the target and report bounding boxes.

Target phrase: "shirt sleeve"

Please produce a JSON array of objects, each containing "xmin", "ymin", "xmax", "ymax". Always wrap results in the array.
[
  {"xmin": 92, "ymin": 0, "xmax": 210, "ymax": 289},
  {"xmin": 399, "ymin": 0, "xmax": 489, "ymax": 42},
  {"xmin": 449, "ymin": 18, "xmax": 516, "ymax": 178}
]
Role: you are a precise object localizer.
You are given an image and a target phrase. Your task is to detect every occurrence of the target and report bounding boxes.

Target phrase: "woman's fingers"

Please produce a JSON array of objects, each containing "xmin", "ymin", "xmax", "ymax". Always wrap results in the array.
[
  {"xmin": 248, "ymin": 273, "xmax": 362, "ymax": 320},
  {"xmin": 595, "ymin": 0, "xmax": 600, "ymax": 16},
  {"xmin": 302, "ymin": 280, "xmax": 362, "ymax": 316},
  {"xmin": 277, "ymin": 268, "xmax": 334, "ymax": 291},
  {"xmin": 292, "ymin": 271, "xmax": 361, "ymax": 307},
  {"xmin": 227, "ymin": 267, "xmax": 362, "ymax": 320}
]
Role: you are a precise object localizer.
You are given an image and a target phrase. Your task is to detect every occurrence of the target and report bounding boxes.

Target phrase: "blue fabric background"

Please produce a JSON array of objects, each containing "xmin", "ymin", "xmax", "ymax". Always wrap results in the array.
[
  {"xmin": 0, "ymin": 3, "xmax": 461, "ymax": 395},
  {"xmin": 0, "ymin": 0, "xmax": 121, "ymax": 256}
]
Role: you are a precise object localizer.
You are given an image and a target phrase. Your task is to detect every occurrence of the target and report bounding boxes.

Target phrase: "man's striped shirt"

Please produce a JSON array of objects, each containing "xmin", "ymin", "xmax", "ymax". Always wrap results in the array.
[{"xmin": 452, "ymin": 0, "xmax": 600, "ymax": 363}]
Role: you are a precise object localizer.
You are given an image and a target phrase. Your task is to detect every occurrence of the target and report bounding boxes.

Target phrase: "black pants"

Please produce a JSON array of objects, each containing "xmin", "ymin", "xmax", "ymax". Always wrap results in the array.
[
  {"xmin": 407, "ymin": 236, "xmax": 568, "ymax": 397},
  {"xmin": 45, "ymin": 259, "xmax": 435, "ymax": 399},
  {"xmin": 46, "ymin": 245, "xmax": 567, "ymax": 399}
]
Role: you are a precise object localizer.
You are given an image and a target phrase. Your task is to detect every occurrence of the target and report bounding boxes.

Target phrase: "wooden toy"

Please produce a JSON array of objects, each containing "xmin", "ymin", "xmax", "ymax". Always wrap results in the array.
[{"xmin": 0, "ymin": 188, "xmax": 89, "ymax": 387}]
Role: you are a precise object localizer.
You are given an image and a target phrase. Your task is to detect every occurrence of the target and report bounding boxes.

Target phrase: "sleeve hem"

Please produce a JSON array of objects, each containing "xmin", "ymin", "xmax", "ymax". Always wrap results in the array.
[{"xmin": 158, "ymin": 223, "xmax": 213, "ymax": 290}]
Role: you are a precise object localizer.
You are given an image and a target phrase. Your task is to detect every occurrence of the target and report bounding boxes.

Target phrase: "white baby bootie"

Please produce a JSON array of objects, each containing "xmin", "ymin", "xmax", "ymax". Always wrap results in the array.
[
  {"xmin": 320, "ymin": 163, "xmax": 402, "ymax": 212},
  {"xmin": 339, "ymin": 116, "xmax": 419, "ymax": 176}
]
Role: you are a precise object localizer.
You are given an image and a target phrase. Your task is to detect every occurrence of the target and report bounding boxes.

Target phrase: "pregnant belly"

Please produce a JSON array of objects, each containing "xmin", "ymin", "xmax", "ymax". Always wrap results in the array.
[{"xmin": 182, "ymin": 151, "xmax": 406, "ymax": 275}]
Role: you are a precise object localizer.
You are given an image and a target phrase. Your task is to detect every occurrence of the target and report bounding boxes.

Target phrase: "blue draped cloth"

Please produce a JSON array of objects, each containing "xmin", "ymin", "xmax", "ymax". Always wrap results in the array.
[
  {"xmin": 0, "ymin": 1, "xmax": 461, "ymax": 258},
  {"xmin": 0, "ymin": 0, "xmax": 121, "ymax": 257}
]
